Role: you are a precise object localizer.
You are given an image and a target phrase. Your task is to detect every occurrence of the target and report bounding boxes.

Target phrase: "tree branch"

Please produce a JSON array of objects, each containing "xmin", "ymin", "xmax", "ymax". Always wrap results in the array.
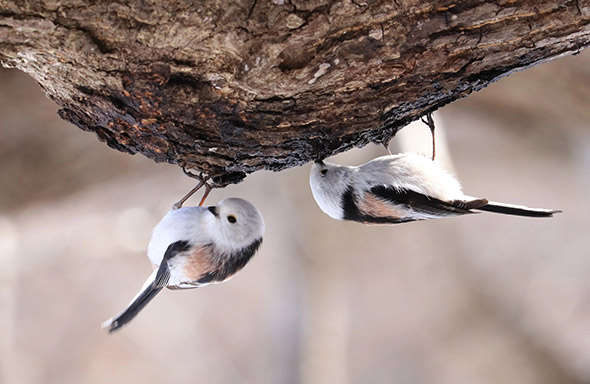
[{"xmin": 1, "ymin": 0, "xmax": 589, "ymax": 185}]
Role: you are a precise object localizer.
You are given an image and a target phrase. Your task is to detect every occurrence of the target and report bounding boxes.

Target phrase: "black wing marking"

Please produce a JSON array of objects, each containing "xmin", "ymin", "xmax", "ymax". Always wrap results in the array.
[
  {"xmin": 370, "ymin": 185, "xmax": 476, "ymax": 217},
  {"xmin": 106, "ymin": 240, "xmax": 190, "ymax": 333},
  {"xmin": 342, "ymin": 186, "xmax": 413, "ymax": 224},
  {"xmin": 154, "ymin": 240, "xmax": 190, "ymax": 287},
  {"xmin": 342, "ymin": 185, "xmax": 480, "ymax": 224},
  {"xmin": 196, "ymin": 238, "xmax": 262, "ymax": 285}
]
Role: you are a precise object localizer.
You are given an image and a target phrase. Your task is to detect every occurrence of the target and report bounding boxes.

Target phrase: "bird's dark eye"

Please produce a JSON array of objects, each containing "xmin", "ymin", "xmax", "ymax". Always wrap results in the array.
[
  {"xmin": 320, "ymin": 169, "xmax": 328, "ymax": 176},
  {"xmin": 227, "ymin": 215, "xmax": 237, "ymax": 223}
]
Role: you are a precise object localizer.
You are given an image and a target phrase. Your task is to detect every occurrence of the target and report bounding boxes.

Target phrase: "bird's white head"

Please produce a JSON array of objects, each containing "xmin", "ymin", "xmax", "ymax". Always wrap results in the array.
[
  {"xmin": 205, "ymin": 198, "xmax": 265, "ymax": 253},
  {"xmin": 309, "ymin": 160, "xmax": 354, "ymax": 220}
]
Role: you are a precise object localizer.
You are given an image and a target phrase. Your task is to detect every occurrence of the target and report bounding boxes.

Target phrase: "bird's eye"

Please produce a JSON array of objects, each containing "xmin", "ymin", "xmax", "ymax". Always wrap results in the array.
[
  {"xmin": 320, "ymin": 169, "xmax": 328, "ymax": 176},
  {"xmin": 227, "ymin": 215, "xmax": 237, "ymax": 223}
]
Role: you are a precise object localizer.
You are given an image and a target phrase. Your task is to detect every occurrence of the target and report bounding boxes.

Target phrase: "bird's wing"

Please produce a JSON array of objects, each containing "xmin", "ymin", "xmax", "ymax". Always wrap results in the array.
[
  {"xmin": 171, "ymin": 239, "xmax": 262, "ymax": 289},
  {"xmin": 171, "ymin": 244, "xmax": 215, "ymax": 287},
  {"xmin": 154, "ymin": 240, "xmax": 191, "ymax": 288},
  {"xmin": 357, "ymin": 185, "xmax": 486, "ymax": 223},
  {"xmin": 102, "ymin": 240, "xmax": 190, "ymax": 333},
  {"xmin": 358, "ymin": 153, "xmax": 465, "ymax": 198}
]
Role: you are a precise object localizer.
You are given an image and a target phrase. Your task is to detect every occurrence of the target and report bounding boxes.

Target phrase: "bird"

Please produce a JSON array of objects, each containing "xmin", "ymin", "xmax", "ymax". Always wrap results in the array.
[
  {"xmin": 309, "ymin": 152, "xmax": 560, "ymax": 224},
  {"xmin": 102, "ymin": 197, "xmax": 265, "ymax": 333}
]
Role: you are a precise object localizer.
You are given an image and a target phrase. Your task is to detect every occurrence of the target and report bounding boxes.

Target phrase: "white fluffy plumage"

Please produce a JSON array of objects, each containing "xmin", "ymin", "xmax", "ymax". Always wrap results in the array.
[
  {"xmin": 103, "ymin": 198, "xmax": 264, "ymax": 332},
  {"xmin": 310, "ymin": 152, "xmax": 560, "ymax": 224}
]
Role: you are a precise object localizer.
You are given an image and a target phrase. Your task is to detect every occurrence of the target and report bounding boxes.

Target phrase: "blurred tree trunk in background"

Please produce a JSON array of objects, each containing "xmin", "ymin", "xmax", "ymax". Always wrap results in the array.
[{"xmin": 0, "ymin": 0, "xmax": 589, "ymax": 184}]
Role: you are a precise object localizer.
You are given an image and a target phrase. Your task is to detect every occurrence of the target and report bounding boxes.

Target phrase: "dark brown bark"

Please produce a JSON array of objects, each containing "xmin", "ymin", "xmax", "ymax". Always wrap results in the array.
[{"xmin": 1, "ymin": 1, "xmax": 589, "ymax": 185}]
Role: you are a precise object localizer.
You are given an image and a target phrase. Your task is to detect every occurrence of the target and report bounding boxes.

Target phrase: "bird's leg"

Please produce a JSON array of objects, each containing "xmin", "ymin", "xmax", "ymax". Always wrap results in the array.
[
  {"xmin": 382, "ymin": 136, "xmax": 393, "ymax": 156},
  {"xmin": 421, "ymin": 113, "xmax": 436, "ymax": 160},
  {"xmin": 172, "ymin": 168, "xmax": 208, "ymax": 210},
  {"xmin": 198, "ymin": 183, "xmax": 221, "ymax": 206},
  {"xmin": 198, "ymin": 184, "xmax": 212, "ymax": 206},
  {"xmin": 172, "ymin": 179, "xmax": 207, "ymax": 210},
  {"xmin": 383, "ymin": 142, "xmax": 393, "ymax": 156}
]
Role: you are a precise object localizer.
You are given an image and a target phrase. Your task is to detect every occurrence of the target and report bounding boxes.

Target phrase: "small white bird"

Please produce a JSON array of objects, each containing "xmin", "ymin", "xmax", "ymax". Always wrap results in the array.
[
  {"xmin": 310, "ymin": 152, "xmax": 560, "ymax": 224},
  {"xmin": 103, "ymin": 198, "xmax": 265, "ymax": 333}
]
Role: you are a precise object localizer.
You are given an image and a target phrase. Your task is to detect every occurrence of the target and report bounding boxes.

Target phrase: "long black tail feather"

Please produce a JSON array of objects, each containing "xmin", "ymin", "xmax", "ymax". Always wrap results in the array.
[
  {"xmin": 102, "ymin": 271, "xmax": 163, "ymax": 333},
  {"xmin": 105, "ymin": 284, "xmax": 163, "ymax": 333},
  {"xmin": 478, "ymin": 201, "xmax": 561, "ymax": 217},
  {"xmin": 103, "ymin": 241, "xmax": 188, "ymax": 333}
]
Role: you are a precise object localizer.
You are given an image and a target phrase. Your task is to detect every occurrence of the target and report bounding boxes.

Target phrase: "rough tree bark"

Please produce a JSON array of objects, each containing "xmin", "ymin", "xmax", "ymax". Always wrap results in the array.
[{"xmin": 1, "ymin": 1, "xmax": 589, "ymax": 185}]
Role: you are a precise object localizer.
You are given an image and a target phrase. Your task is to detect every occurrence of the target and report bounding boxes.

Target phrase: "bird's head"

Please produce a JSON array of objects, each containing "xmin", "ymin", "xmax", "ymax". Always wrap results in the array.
[
  {"xmin": 309, "ymin": 160, "xmax": 353, "ymax": 220},
  {"xmin": 205, "ymin": 198, "xmax": 265, "ymax": 253}
]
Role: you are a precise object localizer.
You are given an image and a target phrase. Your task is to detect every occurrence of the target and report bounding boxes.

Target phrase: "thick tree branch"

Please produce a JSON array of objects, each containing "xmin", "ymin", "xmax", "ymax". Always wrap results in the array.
[{"xmin": 1, "ymin": 0, "xmax": 589, "ymax": 185}]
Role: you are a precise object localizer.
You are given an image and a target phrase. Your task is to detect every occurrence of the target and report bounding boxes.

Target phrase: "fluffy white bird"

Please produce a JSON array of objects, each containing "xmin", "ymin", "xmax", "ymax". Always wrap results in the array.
[
  {"xmin": 103, "ymin": 198, "xmax": 265, "ymax": 332},
  {"xmin": 310, "ymin": 152, "xmax": 560, "ymax": 224}
]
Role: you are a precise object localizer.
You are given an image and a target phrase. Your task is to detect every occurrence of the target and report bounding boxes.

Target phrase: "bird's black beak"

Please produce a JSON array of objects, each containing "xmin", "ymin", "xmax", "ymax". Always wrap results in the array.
[{"xmin": 207, "ymin": 206, "xmax": 219, "ymax": 217}]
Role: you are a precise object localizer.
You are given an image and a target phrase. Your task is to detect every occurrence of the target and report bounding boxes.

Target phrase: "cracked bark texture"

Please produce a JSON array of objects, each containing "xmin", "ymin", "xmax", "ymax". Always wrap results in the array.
[{"xmin": 1, "ymin": 1, "xmax": 589, "ymax": 185}]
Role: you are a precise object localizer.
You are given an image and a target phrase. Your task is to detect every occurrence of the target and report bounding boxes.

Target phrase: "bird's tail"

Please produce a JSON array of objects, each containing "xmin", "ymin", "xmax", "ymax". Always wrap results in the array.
[
  {"xmin": 477, "ymin": 200, "xmax": 561, "ymax": 217},
  {"xmin": 102, "ymin": 270, "xmax": 162, "ymax": 333}
]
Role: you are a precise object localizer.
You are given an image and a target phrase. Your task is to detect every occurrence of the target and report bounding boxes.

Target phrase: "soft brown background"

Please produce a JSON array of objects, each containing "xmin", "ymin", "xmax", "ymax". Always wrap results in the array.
[{"xmin": 1, "ymin": 49, "xmax": 590, "ymax": 384}]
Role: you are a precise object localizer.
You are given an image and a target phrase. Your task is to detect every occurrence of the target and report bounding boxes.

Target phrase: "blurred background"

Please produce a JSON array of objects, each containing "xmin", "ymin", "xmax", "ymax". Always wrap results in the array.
[{"xmin": 1, "ymin": 49, "xmax": 589, "ymax": 384}]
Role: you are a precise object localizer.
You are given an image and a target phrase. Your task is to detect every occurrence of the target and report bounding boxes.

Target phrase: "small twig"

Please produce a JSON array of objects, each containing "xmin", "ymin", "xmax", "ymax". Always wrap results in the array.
[{"xmin": 421, "ymin": 112, "xmax": 436, "ymax": 160}]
